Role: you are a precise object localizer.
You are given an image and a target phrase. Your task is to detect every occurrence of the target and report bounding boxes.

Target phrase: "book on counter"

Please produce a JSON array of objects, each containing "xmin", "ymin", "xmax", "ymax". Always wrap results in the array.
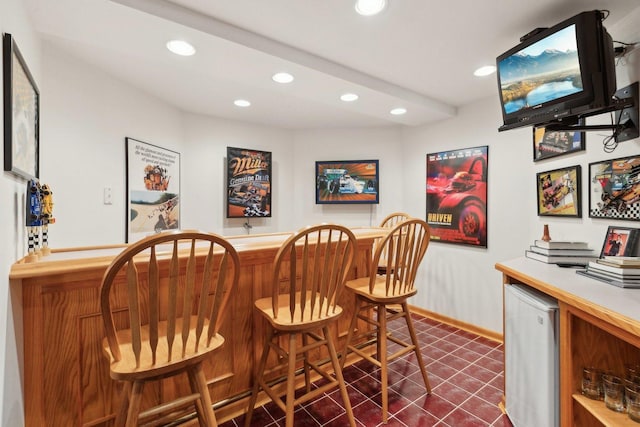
[
  {"xmin": 525, "ymin": 250, "xmax": 598, "ymax": 266},
  {"xmin": 587, "ymin": 261, "xmax": 640, "ymax": 277},
  {"xmin": 533, "ymin": 240, "xmax": 590, "ymax": 250},
  {"xmin": 529, "ymin": 245, "xmax": 597, "ymax": 257},
  {"xmin": 576, "ymin": 269, "xmax": 640, "ymax": 289},
  {"xmin": 597, "ymin": 256, "xmax": 640, "ymax": 267}
]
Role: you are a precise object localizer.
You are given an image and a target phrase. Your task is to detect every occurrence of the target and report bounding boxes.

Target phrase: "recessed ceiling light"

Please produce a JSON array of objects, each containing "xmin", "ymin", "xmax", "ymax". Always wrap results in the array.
[
  {"xmin": 234, "ymin": 99, "xmax": 251, "ymax": 107},
  {"xmin": 166, "ymin": 40, "xmax": 196, "ymax": 56},
  {"xmin": 474, "ymin": 65, "xmax": 496, "ymax": 77},
  {"xmin": 272, "ymin": 72, "xmax": 294, "ymax": 84},
  {"xmin": 340, "ymin": 93, "xmax": 359, "ymax": 102},
  {"xmin": 390, "ymin": 107, "xmax": 407, "ymax": 115},
  {"xmin": 355, "ymin": 0, "xmax": 387, "ymax": 16}
]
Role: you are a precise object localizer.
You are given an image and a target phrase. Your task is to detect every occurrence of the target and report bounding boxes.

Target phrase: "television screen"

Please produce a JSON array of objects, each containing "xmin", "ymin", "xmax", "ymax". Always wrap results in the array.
[
  {"xmin": 499, "ymin": 24, "xmax": 581, "ymax": 115},
  {"xmin": 315, "ymin": 160, "xmax": 379, "ymax": 204},
  {"xmin": 496, "ymin": 10, "xmax": 616, "ymax": 131}
]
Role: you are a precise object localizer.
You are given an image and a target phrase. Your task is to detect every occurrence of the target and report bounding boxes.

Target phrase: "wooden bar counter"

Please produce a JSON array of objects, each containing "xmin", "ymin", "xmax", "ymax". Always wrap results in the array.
[
  {"xmin": 10, "ymin": 228, "xmax": 385, "ymax": 427},
  {"xmin": 496, "ymin": 257, "xmax": 640, "ymax": 427}
]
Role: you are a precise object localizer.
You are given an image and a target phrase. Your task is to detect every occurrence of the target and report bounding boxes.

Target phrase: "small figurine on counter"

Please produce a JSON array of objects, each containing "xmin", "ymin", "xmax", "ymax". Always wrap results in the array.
[
  {"xmin": 40, "ymin": 184, "xmax": 55, "ymax": 256},
  {"xmin": 25, "ymin": 179, "xmax": 43, "ymax": 262}
]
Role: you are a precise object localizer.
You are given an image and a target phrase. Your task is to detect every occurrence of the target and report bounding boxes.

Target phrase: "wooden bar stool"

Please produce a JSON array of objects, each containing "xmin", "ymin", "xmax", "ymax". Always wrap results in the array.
[
  {"xmin": 99, "ymin": 230, "xmax": 240, "ymax": 427},
  {"xmin": 245, "ymin": 224, "xmax": 357, "ymax": 427},
  {"xmin": 341, "ymin": 218, "xmax": 432, "ymax": 423},
  {"xmin": 377, "ymin": 212, "xmax": 411, "ymax": 274}
]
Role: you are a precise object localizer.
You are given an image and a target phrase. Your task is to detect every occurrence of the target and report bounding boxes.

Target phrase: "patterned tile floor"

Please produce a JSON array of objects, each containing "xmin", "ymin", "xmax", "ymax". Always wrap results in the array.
[{"xmin": 223, "ymin": 315, "xmax": 514, "ymax": 427}]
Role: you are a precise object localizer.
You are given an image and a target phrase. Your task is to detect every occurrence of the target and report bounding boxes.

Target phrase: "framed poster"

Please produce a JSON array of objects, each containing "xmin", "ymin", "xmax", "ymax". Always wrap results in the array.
[
  {"xmin": 533, "ymin": 122, "xmax": 585, "ymax": 162},
  {"xmin": 126, "ymin": 138, "xmax": 180, "ymax": 242},
  {"xmin": 3, "ymin": 33, "xmax": 39, "ymax": 180},
  {"xmin": 536, "ymin": 165, "xmax": 581, "ymax": 217},
  {"xmin": 599, "ymin": 226, "xmax": 640, "ymax": 258},
  {"xmin": 588, "ymin": 155, "xmax": 640, "ymax": 221},
  {"xmin": 426, "ymin": 146, "xmax": 488, "ymax": 247},
  {"xmin": 227, "ymin": 147, "xmax": 271, "ymax": 218},
  {"xmin": 315, "ymin": 160, "xmax": 379, "ymax": 204}
]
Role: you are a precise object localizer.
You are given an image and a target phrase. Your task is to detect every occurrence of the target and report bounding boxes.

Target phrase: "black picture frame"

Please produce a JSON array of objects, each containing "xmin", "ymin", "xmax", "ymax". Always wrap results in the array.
[
  {"xmin": 315, "ymin": 160, "xmax": 379, "ymax": 204},
  {"xmin": 3, "ymin": 33, "xmax": 39, "ymax": 180},
  {"xmin": 227, "ymin": 147, "xmax": 272, "ymax": 218},
  {"xmin": 426, "ymin": 146, "xmax": 488, "ymax": 248},
  {"xmin": 599, "ymin": 226, "xmax": 640, "ymax": 258},
  {"xmin": 588, "ymin": 155, "xmax": 640, "ymax": 221},
  {"xmin": 536, "ymin": 165, "xmax": 581, "ymax": 217},
  {"xmin": 533, "ymin": 121, "xmax": 585, "ymax": 162}
]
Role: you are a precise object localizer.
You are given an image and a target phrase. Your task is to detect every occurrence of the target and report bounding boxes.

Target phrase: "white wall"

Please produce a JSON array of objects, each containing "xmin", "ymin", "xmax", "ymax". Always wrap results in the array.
[
  {"xmin": 1, "ymin": 5, "xmax": 639, "ymax": 426},
  {"xmin": 0, "ymin": 0, "xmax": 40, "ymax": 425}
]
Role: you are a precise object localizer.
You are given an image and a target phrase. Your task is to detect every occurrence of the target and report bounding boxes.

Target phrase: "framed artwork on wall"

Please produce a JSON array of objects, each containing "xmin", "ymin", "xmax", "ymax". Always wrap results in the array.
[
  {"xmin": 227, "ymin": 147, "xmax": 272, "ymax": 217},
  {"xmin": 3, "ymin": 33, "xmax": 39, "ymax": 180},
  {"xmin": 533, "ymin": 121, "xmax": 585, "ymax": 162},
  {"xmin": 126, "ymin": 137, "xmax": 180, "ymax": 242},
  {"xmin": 315, "ymin": 160, "xmax": 379, "ymax": 204},
  {"xmin": 536, "ymin": 165, "xmax": 581, "ymax": 217},
  {"xmin": 426, "ymin": 145, "xmax": 488, "ymax": 248},
  {"xmin": 588, "ymin": 154, "xmax": 640, "ymax": 221}
]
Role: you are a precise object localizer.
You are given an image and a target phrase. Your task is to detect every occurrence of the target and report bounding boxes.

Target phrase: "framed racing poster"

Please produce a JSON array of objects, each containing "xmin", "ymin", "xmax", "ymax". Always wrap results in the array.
[
  {"xmin": 426, "ymin": 146, "xmax": 488, "ymax": 247},
  {"xmin": 126, "ymin": 137, "xmax": 180, "ymax": 242},
  {"xmin": 532, "ymin": 121, "xmax": 585, "ymax": 162},
  {"xmin": 315, "ymin": 160, "xmax": 379, "ymax": 204},
  {"xmin": 588, "ymin": 154, "xmax": 640, "ymax": 221},
  {"xmin": 536, "ymin": 165, "xmax": 581, "ymax": 217},
  {"xmin": 227, "ymin": 147, "xmax": 271, "ymax": 218}
]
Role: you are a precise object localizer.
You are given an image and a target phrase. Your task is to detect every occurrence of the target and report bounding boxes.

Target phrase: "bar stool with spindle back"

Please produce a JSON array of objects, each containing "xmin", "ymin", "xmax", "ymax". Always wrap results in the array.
[{"xmin": 99, "ymin": 230, "xmax": 240, "ymax": 427}]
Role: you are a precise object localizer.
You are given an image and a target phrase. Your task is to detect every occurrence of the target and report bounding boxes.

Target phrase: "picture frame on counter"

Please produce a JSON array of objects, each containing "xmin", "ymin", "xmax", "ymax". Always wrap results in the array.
[
  {"xmin": 536, "ymin": 165, "xmax": 581, "ymax": 217},
  {"xmin": 125, "ymin": 137, "xmax": 180, "ymax": 243},
  {"xmin": 588, "ymin": 154, "xmax": 640, "ymax": 222},
  {"xmin": 3, "ymin": 33, "xmax": 39, "ymax": 180}
]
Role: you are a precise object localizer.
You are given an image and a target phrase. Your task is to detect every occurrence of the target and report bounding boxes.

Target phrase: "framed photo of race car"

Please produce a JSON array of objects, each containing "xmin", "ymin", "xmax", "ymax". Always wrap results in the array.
[
  {"xmin": 315, "ymin": 160, "xmax": 379, "ymax": 204},
  {"xmin": 532, "ymin": 120, "xmax": 585, "ymax": 162},
  {"xmin": 536, "ymin": 165, "xmax": 581, "ymax": 217},
  {"xmin": 227, "ymin": 147, "xmax": 272, "ymax": 217},
  {"xmin": 126, "ymin": 138, "xmax": 180, "ymax": 242},
  {"xmin": 588, "ymin": 155, "xmax": 640, "ymax": 221},
  {"xmin": 426, "ymin": 146, "xmax": 488, "ymax": 247}
]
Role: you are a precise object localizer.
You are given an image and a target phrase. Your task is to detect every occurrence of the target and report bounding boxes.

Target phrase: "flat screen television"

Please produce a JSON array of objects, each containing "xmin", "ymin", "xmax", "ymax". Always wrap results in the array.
[
  {"xmin": 497, "ymin": 10, "xmax": 616, "ymax": 131},
  {"xmin": 315, "ymin": 160, "xmax": 379, "ymax": 204}
]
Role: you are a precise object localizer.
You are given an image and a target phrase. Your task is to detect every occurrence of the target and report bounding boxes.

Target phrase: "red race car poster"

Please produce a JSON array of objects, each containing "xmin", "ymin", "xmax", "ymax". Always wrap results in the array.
[{"xmin": 426, "ymin": 146, "xmax": 488, "ymax": 247}]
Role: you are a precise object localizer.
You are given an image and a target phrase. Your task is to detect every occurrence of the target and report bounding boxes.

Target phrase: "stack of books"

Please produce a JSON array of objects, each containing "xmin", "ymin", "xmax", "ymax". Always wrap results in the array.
[
  {"xmin": 577, "ymin": 257, "xmax": 640, "ymax": 288},
  {"xmin": 525, "ymin": 240, "xmax": 598, "ymax": 266}
]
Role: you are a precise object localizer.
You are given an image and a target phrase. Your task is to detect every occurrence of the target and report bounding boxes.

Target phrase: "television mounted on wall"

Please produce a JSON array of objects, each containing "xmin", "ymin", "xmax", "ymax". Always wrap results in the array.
[
  {"xmin": 315, "ymin": 160, "xmax": 379, "ymax": 204},
  {"xmin": 496, "ymin": 10, "xmax": 616, "ymax": 132}
]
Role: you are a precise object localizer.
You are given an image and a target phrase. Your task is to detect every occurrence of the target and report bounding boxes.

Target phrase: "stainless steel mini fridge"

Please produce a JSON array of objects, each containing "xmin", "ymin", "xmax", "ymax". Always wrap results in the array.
[{"xmin": 504, "ymin": 284, "xmax": 559, "ymax": 427}]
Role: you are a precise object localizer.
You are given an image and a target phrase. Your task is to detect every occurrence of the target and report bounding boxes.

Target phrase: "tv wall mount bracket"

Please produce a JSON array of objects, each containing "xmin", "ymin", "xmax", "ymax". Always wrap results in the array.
[{"xmin": 544, "ymin": 81, "xmax": 639, "ymax": 143}]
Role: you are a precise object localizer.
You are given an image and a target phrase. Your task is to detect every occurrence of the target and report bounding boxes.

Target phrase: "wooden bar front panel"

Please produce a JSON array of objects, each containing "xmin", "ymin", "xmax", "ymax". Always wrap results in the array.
[{"xmin": 14, "ymin": 233, "xmax": 377, "ymax": 427}]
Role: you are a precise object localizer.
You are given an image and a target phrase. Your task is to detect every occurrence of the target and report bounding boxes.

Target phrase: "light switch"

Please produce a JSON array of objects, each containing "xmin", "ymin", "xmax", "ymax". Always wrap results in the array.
[{"xmin": 103, "ymin": 187, "xmax": 113, "ymax": 205}]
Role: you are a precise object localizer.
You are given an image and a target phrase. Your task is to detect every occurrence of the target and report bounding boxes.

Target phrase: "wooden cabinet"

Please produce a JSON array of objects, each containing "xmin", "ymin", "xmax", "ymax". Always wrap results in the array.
[
  {"xmin": 10, "ymin": 229, "xmax": 383, "ymax": 427},
  {"xmin": 496, "ymin": 258, "xmax": 640, "ymax": 427}
]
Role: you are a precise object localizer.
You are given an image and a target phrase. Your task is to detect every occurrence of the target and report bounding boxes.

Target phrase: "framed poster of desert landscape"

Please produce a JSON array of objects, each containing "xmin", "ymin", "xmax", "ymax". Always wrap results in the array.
[
  {"xmin": 426, "ymin": 146, "xmax": 488, "ymax": 247},
  {"xmin": 536, "ymin": 165, "xmax": 581, "ymax": 217},
  {"xmin": 227, "ymin": 147, "xmax": 272, "ymax": 218},
  {"xmin": 126, "ymin": 138, "xmax": 180, "ymax": 242},
  {"xmin": 315, "ymin": 160, "xmax": 379, "ymax": 204}
]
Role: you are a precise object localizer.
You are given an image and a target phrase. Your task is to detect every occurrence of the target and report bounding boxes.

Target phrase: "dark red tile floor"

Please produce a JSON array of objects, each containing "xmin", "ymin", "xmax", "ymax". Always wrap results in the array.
[{"xmin": 223, "ymin": 315, "xmax": 514, "ymax": 427}]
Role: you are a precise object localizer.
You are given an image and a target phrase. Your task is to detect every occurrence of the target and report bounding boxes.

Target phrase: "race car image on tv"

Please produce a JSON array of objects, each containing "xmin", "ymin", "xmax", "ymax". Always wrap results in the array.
[{"xmin": 317, "ymin": 169, "xmax": 377, "ymax": 194}]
